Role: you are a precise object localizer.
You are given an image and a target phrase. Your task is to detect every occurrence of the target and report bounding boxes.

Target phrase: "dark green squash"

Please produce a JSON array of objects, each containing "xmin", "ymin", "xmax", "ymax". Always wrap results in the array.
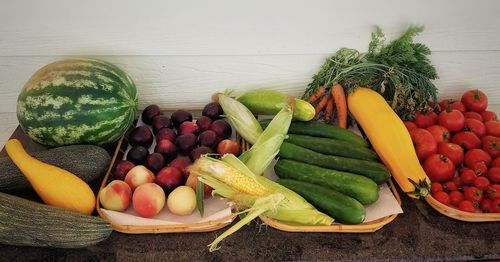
[
  {"xmin": 0, "ymin": 192, "xmax": 112, "ymax": 248},
  {"xmin": 0, "ymin": 145, "xmax": 110, "ymax": 192}
]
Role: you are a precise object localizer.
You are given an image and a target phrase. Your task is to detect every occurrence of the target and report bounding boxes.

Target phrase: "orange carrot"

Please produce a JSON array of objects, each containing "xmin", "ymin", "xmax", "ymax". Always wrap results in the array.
[
  {"xmin": 331, "ymin": 84, "xmax": 347, "ymax": 128},
  {"xmin": 325, "ymin": 96, "xmax": 334, "ymax": 123},
  {"xmin": 308, "ymin": 85, "xmax": 326, "ymax": 104},
  {"xmin": 314, "ymin": 94, "xmax": 329, "ymax": 116}
]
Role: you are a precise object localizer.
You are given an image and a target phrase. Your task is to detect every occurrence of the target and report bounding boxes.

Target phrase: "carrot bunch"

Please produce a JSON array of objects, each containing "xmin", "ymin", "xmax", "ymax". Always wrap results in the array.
[{"xmin": 307, "ymin": 84, "xmax": 347, "ymax": 128}]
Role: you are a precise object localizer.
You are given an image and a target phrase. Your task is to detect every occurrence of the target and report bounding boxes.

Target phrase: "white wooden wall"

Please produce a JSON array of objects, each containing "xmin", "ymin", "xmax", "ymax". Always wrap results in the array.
[{"xmin": 1, "ymin": 0, "xmax": 500, "ymax": 114}]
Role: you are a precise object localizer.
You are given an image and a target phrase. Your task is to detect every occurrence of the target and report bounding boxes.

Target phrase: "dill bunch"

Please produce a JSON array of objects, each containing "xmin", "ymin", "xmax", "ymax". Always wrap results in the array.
[{"xmin": 303, "ymin": 26, "xmax": 438, "ymax": 120}]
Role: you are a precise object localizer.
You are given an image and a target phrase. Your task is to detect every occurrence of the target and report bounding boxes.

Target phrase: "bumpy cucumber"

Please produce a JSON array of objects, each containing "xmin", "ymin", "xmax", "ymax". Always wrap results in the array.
[
  {"xmin": 279, "ymin": 142, "xmax": 389, "ymax": 184},
  {"xmin": 277, "ymin": 179, "xmax": 366, "ymax": 224},
  {"xmin": 286, "ymin": 134, "xmax": 378, "ymax": 161},
  {"xmin": 275, "ymin": 159, "xmax": 379, "ymax": 204}
]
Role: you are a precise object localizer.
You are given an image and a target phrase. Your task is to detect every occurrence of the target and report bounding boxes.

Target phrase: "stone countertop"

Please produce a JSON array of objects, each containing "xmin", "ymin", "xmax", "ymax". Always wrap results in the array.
[
  {"xmin": 0, "ymin": 186, "xmax": 498, "ymax": 261},
  {"xmin": 0, "ymin": 112, "xmax": 499, "ymax": 261}
]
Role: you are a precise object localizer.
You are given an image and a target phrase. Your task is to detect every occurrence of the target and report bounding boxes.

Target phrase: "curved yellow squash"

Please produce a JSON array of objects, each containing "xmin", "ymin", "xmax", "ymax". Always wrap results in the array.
[
  {"xmin": 5, "ymin": 139, "xmax": 95, "ymax": 214},
  {"xmin": 347, "ymin": 87, "xmax": 430, "ymax": 199}
]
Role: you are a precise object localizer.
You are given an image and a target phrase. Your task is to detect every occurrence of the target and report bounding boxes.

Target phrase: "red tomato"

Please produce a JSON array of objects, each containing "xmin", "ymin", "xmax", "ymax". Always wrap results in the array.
[
  {"xmin": 426, "ymin": 125, "xmax": 450, "ymax": 143},
  {"xmin": 439, "ymin": 109, "xmax": 465, "ymax": 132},
  {"xmin": 458, "ymin": 200, "xmax": 476, "ymax": 213},
  {"xmin": 423, "ymin": 154, "xmax": 456, "ymax": 182},
  {"xmin": 463, "ymin": 118, "xmax": 486, "ymax": 138},
  {"xmin": 438, "ymin": 99, "xmax": 453, "ymax": 112},
  {"xmin": 413, "ymin": 111, "xmax": 438, "ymax": 128},
  {"xmin": 430, "ymin": 182, "xmax": 443, "ymax": 194},
  {"xmin": 487, "ymin": 184, "xmax": 500, "ymax": 200},
  {"xmin": 464, "ymin": 112, "xmax": 484, "ymax": 122},
  {"xmin": 492, "ymin": 198, "xmax": 500, "ymax": 213},
  {"xmin": 484, "ymin": 121, "xmax": 500, "ymax": 137},
  {"xmin": 472, "ymin": 162, "xmax": 488, "ymax": 176},
  {"xmin": 451, "ymin": 131, "xmax": 481, "ymax": 150},
  {"xmin": 461, "ymin": 89, "xmax": 488, "ymax": 112},
  {"xmin": 449, "ymin": 190, "xmax": 464, "ymax": 206},
  {"xmin": 492, "ymin": 157, "xmax": 500, "ymax": 168},
  {"xmin": 450, "ymin": 101, "xmax": 466, "ymax": 114},
  {"xmin": 443, "ymin": 181, "xmax": 458, "ymax": 192},
  {"xmin": 409, "ymin": 128, "xmax": 438, "ymax": 162},
  {"xmin": 460, "ymin": 168, "xmax": 478, "ymax": 185},
  {"xmin": 481, "ymin": 135, "xmax": 500, "ymax": 158},
  {"xmin": 464, "ymin": 186, "xmax": 483, "ymax": 203},
  {"xmin": 437, "ymin": 142, "xmax": 464, "ymax": 166},
  {"xmin": 453, "ymin": 176, "xmax": 463, "ymax": 189},
  {"xmin": 432, "ymin": 191, "xmax": 451, "ymax": 205},
  {"xmin": 473, "ymin": 176, "xmax": 490, "ymax": 191},
  {"xmin": 464, "ymin": 149, "xmax": 492, "ymax": 169},
  {"xmin": 480, "ymin": 110, "xmax": 498, "ymax": 122},
  {"xmin": 487, "ymin": 167, "xmax": 500, "ymax": 183},
  {"xmin": 480, "ymin": 199, "xmax": 493, "ymax": 213},
  {"xmin": 403, "ymin": 121, "xmax": 417, "ymax": 131}
]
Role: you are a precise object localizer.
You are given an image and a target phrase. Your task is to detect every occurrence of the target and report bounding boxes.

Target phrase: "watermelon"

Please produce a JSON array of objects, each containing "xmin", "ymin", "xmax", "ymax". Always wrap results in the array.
[{"xmin": 17, "ymin": 58, "xmax": 138, "ymax": 146}]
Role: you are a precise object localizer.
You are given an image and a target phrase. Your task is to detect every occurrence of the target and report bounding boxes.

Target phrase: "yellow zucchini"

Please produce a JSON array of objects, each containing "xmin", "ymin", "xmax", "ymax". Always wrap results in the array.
[
  {"xmin": 5, "ymin": 139, "xmax": 96, "ymax": 214},
  {"xmin": 347, "ymin": 87, "xmax": 430, "ymax": 198}
]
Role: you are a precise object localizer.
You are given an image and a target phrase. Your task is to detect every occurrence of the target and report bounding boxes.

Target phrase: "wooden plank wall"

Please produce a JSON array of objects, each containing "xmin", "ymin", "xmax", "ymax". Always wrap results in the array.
[{"xmin": 1, "ymin": 0, "xmax": 499, "ymax": 112}]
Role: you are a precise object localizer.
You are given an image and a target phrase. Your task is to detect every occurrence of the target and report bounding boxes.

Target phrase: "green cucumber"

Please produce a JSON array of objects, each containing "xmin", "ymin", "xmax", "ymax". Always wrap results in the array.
[
  {"xmin": 279, "ymin": 142, "xmax": 389, "ymax": 184},
  {"xmin": 275, "ymin": 159, "xmax": 379, "ymax": 204},
  {"xmin": 277, "ymin": 179, "xmax": 365, "ymax": 224},
  {"xmin": 286, "ymin": 134, "xmax": 378, "ymax": 161},
  {"xmin": 259, "ymin": 119, "xmax": 368, "ymax": 147}
]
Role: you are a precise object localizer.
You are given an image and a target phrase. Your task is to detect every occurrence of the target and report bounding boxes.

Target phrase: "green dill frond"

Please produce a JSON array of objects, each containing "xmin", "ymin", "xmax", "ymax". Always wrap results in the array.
[{"xmin": 304, "ymin": 25, "xmax": 439, "ymax": 120}]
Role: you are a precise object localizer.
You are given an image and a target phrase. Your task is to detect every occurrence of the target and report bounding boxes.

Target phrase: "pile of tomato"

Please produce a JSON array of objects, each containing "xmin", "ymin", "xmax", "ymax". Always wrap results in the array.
[{"xmin": 405, "ymin": 89, "xmax": 500, "ymax": 213}]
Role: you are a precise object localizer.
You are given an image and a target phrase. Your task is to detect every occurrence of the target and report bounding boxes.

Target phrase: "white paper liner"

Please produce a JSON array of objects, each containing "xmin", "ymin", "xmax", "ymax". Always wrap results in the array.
[{"xmin": 100, "ymin": 197, "xmax": 233, "ymax": 226}]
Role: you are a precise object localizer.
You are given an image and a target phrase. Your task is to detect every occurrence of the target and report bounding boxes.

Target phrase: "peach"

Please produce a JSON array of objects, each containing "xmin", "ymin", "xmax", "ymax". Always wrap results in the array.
[
  {"xmin": 185, "ymin": 173, "xmax": 213, "ymax": 198},
  {"xmin": 167, "ymin": 186, "xmax": 196, "ymax": 216},
  {"xmin": 132, "ymin": 183, "xmax": 165, "ymax": 218},
  {"xmin": 113, "ymin": 160, "xmax": 135, "ymax": 180},
  {"xmin": 217, "ymin": 139, "xmax": 241, "ymax": 156},
  {"xmin": 99, "ymin": 180, "xmax": 132, "ymax": 212},
  {"xmin": 124, "ymin": 165, "xmax": 155, "ymax": 191}
]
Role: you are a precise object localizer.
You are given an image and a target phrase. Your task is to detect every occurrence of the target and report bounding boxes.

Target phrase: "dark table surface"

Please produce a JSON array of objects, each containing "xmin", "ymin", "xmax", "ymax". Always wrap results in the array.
[{"xmin": 1, "ymin": 127, "xmax": 499, "ymax": 262}]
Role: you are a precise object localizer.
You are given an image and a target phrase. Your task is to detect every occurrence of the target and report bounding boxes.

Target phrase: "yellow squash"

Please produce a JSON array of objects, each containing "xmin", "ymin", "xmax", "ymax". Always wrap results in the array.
[
  {"xmin": 347, "ymin": 87, "xmax": 430, "ymax": 198},
  {"xmin": 5, "ymin": 139, "xmax": 95, "ymax": 214}
]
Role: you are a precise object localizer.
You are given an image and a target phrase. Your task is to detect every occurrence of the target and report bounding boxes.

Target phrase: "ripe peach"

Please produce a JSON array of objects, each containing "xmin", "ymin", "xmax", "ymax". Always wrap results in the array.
[
  {"xmin": 99, "ymin": 180, "xmax": 132, "ymax": 212},
  {"xmin": 113, "ymin": 160, "xmax": 135, "ymax": 180},
  {"xmin": 185, "ymin": 173, "xmax": 213, "ymax": 198},
  {"xmin": 155, "ymin": 166, "xmax": 184, "ymax": 192},
  {"xmin": 178, "ymin": 121, "xmax": 200, "ymax": 135},
  {"xmin": 124, "ymin": 165, "xmax": 155, "ymax": 191},
  {"xmin": 217, "ymin": 139, "xmax": 241, "ymax": 156},
  {"xmin": 132, "ymin": 183, "xmax": 165, "ymax": 218},
  {"xmin": 167, "ymin": 186, "xmax": 196, "ymax": 216},
  {"xmin": 170, "ymin": 156, "xmax": 192, "ymax": 176}
]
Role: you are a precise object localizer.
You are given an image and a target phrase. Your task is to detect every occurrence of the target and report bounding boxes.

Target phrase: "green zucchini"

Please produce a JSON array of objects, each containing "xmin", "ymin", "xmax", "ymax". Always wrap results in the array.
[
  {"xmin": 275, "ymin": 159, "xmax": 379, "ymax": 204},
  {"xmin": 259, "ymin": 119, "xmax": 368, "ymax": 147},
  {"xmin": 286, "ymin": 134, "xmax": 378, "ymax": 161},
  {"xmin": 0, "ymin": 145, "xmax": 110, "ymax": 192},
  {"xmin": 277, "ymin": 179, "xmax": 365, "ymax": 224},
  {"xmin": 279, "ymin": 142, "xmax": 389, "ymax": 184},
  {"xmin": 0, "ymin": 192, "xmax": 112, "ymax": 248}
]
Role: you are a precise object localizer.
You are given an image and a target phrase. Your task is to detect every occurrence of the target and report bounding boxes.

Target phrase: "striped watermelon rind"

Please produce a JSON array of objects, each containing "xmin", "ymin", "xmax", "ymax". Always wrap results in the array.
[{"xmin": 17, "ymin": 58, "xmax": 138, "ymax": 146}]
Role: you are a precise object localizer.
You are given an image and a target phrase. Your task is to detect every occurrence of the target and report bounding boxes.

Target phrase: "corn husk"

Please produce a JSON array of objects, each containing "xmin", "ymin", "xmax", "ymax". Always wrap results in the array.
[
  {"xmin": 188, "ymin": 154, "xmax": 333, "ymax": 251},
  {"xmin": 217, "ymin": 93, "xmax": 262, "ymax": 144}
]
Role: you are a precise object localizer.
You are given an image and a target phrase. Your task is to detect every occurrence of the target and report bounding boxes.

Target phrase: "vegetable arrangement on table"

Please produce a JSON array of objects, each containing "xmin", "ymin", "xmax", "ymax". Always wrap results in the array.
[{"xmin": 0, "ymin": 24, "xmax": 498, "ymax": 253}]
